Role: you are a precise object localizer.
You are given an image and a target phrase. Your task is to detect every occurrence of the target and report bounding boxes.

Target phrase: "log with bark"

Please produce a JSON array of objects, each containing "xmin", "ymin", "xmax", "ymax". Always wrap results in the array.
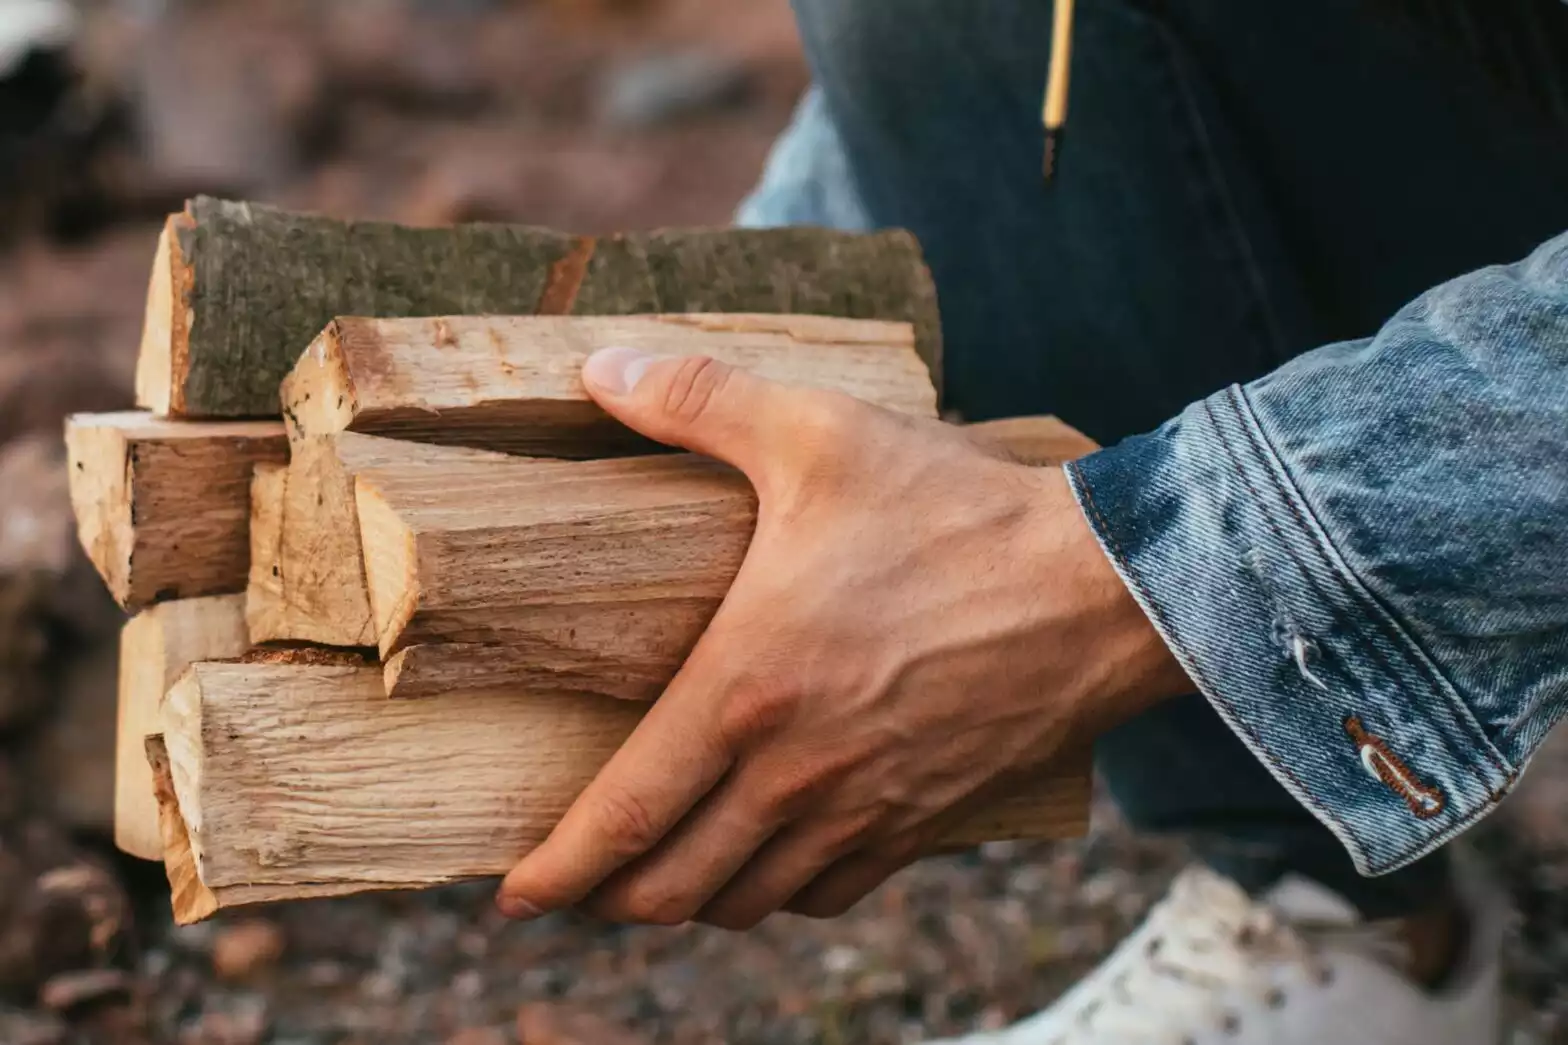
[
  {"xmin": 280, "ymin": 313, "xmax": 936, "ymax": 458},
  {"xmin": 150, "ymin": 656, "xmax": 1091, "ymax": 923},
  {"xmin": 136, "ymin": 197, "xmax": 942, "ymax": 418},
  {"xmin": 357, "ymin": 416, "xmax": 1098, "ymax": 701},
  {"xmin": 115, "ymin": 595, "xmax": 249, "ymax": 861},
  {"xmin": 64, "ymin": 412, "xmax": 287, "ymax": 610}
]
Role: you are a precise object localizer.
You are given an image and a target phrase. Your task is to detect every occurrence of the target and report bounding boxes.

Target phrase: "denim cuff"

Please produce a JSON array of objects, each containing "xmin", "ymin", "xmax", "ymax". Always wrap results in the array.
[{"xmin": 1065, "ymin": 385, "xmax": 1517, "ymax": 876}]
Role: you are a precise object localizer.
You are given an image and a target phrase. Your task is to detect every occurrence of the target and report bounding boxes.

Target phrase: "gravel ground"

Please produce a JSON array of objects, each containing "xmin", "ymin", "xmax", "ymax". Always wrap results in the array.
[{"xmin": 4, "ymin": 784, "xmax": 1554, "ymax": 1045}]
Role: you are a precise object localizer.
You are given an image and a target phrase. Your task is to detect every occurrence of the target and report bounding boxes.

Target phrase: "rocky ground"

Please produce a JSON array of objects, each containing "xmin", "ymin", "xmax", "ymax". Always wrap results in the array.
[{"xmin": 1, "ymin": 1, "xmax": 1566, "ymax": 1043}]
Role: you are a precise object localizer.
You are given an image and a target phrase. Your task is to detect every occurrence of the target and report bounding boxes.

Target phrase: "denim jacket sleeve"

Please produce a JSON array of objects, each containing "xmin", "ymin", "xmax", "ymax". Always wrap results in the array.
[{"xmin": 1066, "ymin": 230, "xmax": 1568, "ymax": 876}]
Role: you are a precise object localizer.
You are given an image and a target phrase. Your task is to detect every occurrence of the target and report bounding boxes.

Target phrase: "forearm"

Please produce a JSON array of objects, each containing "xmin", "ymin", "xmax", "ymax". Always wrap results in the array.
[{"xmin": 1069, "ymin": 230, "xmax": 1568, "ymax": 875}]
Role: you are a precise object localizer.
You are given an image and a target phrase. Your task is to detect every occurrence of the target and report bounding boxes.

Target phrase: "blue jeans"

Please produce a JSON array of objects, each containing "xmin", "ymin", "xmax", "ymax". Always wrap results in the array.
[{"xmin": 741, "ymin": 0, "xmax": 1568, "ymax": 917}]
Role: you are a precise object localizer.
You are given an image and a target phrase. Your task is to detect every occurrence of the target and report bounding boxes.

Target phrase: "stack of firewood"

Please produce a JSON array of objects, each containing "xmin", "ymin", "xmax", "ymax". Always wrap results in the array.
[{"xmin": 64, "ymin": 197, "xmax": 1095, "ymax": 926}]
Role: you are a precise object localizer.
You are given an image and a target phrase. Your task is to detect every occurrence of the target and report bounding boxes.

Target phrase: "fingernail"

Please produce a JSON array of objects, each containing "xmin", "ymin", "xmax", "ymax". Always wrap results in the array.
[
  {"xmin": 583, "ymin": 346, "xmax": 656, "ymax": 396},
  {"xmin": 495, "ymin": 892, "xmax": 543, "ymax": 920}
]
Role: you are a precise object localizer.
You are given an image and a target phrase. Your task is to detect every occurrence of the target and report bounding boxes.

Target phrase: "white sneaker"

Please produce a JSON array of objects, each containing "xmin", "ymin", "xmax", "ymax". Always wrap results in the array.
[{"xmin": 926, "ymin": 861, "xmax": 1505, "ymax": 1045}]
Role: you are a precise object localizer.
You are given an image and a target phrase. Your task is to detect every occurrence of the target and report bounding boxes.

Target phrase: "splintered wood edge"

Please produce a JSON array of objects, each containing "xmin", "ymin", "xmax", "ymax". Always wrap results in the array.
[
  {"xmin": 145, "ymin": 734, "xmax": 217, "ymax": 925},
  {"xmin": 63, "ymin": 417, "xmax": 133, "ymax": 606},
  {"xmin": 354, "ymin": 477, "xmax": 420, "ymax": 657},
  {"xmin": 148, "ymin": 726, "xmax": 372, "ymax": 923},
  {"xmin": 280, "ymin": 321, "xmax": 356, "ymax": 443},
  {"xmin": 135, "ymin": 210, "xmax": 196, "ymax": 416}
]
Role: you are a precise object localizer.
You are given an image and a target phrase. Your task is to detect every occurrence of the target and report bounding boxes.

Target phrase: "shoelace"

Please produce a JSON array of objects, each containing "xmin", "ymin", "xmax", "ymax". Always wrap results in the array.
[{"xmin": 1048, "ymin": 870, "xmax": 1411, "ymax": 1045}]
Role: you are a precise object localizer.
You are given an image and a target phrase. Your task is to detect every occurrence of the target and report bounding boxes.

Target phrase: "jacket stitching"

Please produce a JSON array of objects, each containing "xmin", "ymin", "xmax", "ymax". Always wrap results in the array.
[
  {"xmin": 1202, "ymin": 395, "xmax": 1510, "ymax": 790},
  {"xmin": 1218, "ymin": 390, "xmax": 1515, "ymax": 785},
  {"xmin": 1067, "ymin": 460, "xmax": 1360, "ymax": 848}
]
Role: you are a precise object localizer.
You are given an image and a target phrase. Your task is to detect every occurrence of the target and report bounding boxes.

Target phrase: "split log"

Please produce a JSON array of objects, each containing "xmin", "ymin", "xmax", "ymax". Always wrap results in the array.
[
  {"xmin": 152, "ymin": 658, "xmax": 1090, "ymax": 923},
  {"xmin": 280, "ymin": 313, "xmax": 936, "ymax": 458},
  {"xmin": 361, "ymin": 416, "xmax": 1097, "ymax": 699},
  {"xmin": 136, "ymin": 197, "xmax": 941, "ymax": 418},
  {"xmin": 115, "ymin": 595, "xmax": 249, "ymax": 861},
  {"xmin": 246, "ymin": 436, "xmax": 518, "ymax": 647},
  {"xmin": 65, "ymin": 412, "xmax": 287, "ymax": 610}
]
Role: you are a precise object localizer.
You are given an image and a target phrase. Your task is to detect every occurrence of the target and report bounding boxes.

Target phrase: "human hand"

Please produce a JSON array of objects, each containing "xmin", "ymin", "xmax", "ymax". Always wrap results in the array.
[{"xmin": 496, "ymin": 349, "xmax": 1190, "ymax": 928}]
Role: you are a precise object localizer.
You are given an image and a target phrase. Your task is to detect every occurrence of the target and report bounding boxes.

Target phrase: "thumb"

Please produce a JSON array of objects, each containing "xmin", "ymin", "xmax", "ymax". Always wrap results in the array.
[{"xmin": 582, "ymin": 347, "xmax": 799, "ymax": 476}]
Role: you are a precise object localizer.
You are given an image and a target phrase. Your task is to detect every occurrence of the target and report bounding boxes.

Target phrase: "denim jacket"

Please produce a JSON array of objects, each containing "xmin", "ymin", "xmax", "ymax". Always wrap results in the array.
[{"xmin": 1067, "ymin": 230, "xmax": 1568, "ymax": 876}]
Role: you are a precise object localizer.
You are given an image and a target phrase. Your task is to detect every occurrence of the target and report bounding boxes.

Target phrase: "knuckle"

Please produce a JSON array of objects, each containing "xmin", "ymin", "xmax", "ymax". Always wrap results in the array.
[
  {"xmin": 661, "ymin": 356, "xmax": 732, "ymax": 426},
  {"xmin": 619, "ymin": 881, "xmax": 697, "ymax": 926},
  {"xmin": 718, "ymin": 681, "xmax": 798, "ymax": 747},
  {"xmin": 593, "ymin": 787, "xmax": 662, "ymax": 856}
]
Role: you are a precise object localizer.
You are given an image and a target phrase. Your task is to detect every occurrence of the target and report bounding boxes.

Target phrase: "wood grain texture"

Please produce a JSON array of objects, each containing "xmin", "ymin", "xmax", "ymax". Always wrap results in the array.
[
  {"xmin": 156, "ymin": 660, "xmax": 1089, "ymax": 921},
  {"xmin": 117, "ymin": 596, "xmax": 249, "ymax": 860},
  {"xmin": 280, "ymin": 314, "xmax": 936, "ymax": 458},
  {"xmin": 134, "ymin": 197, "xmax": 942, "ymax": 418},
  {"xmin": 246, "ymin": 435, "xmax": 518, "ymax": 647},
  {"xmin": 364, "ymin": 416, "xmax": 1098, "ymax": 700},
  {"xmin": 65, "ymin": 411, "xmax": 288, "ymax": 610}
]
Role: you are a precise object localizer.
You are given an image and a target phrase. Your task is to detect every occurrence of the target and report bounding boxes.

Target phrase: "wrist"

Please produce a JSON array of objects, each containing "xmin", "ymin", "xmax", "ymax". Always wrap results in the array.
[{"xmin": 1026, "ymin": 466, "xmax": 1193, "ymax": 742}]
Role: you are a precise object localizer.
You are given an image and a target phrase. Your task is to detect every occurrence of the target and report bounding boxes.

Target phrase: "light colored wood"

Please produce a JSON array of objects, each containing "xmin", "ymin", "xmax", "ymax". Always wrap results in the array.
[
  {"xmin": 116, "ymin": 595, "xmax": 249, "ymax": 860},
  {"xmin": 65, "ymin": 411, "xmax": 288, "ymax": 609},
  {"xmin": 361, "ymin": 417, "xmax": 1098, "ymax": 700},
  {"xmin": 148, "ymin": 732, "xmax": 365, "ymax": 924},
  {"xmin": 156, "ymin": 659, "xmax": 1090, "ymax": 922},
  {"xmin": 280, "ymin": 314, "xmax": 937, "ymax": 458},
  {"xmin": 135, "ymin": 219, "xmax": 177, "ymax": 414},
  {"xmin": 356, "ymin": 451, "xmax": 751, "ymax": 672},
  {"xmin": 246, "ymin": 435, "xmax": 519, "ymax": 648}
]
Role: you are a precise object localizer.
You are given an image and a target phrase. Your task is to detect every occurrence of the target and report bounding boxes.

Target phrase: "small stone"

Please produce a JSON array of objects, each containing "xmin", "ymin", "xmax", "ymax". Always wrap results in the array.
[
  {"xmin": 38, "ymin": 967, "xmax": 134, "ymax": 1013},
  {"xmin": 822, "ymin": 945, "xmax": 862, "ymax": 976},
  {"xmin": 211, "ymin": 920, "xmax": 285, "ymax": 982}
]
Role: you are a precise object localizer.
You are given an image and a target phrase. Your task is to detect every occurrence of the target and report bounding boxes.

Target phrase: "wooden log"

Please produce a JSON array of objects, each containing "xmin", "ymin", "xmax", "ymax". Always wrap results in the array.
[
  {"xmin": 280, "ymin": 313, "xmax": 936, "ymax": 458},
  {"xmin": 116, "ymin": 595, "xmax": 249, "ymax": 860},
  {"xmin": 361, "ymin": 416, "xmax": 1097, "ymax": 699},
  {"xmin": 246, "ymin": 435, "xmax": 519, "ymax": 647},
  {"xmin": 64, "ymin": 412, "xmax": 288, "ymax": 610},
  {"xmin": 135, "ymin": 197, "xmax": 942, "ymax": 418},
  {"xmin": 154, "ymin": 658, "xmax": 1090, "ymax": 923}
]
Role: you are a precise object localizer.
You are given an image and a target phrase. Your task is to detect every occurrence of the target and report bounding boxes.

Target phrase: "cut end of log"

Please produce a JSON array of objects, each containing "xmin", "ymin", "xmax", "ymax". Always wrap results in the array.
[
  {"xmin": 64, "ymin": 415, "xmax": 133, "ymax": 606},
  {"xmin": 65, "ymin": 412, "xmax": 289, "ymax": 610},
  {"xmin": 355, "ymin": 478, "xmax": 420, "ymax": 657},
  {"xmin": 135, "ymin": 210, "xmax": 196, "ymax": 417},
  {"xmin": 145, "ymin": 734, "xmax": 218, "ymax": 926},
  {"xmin": 245, "ymin": 440, "xmax": 377, "ymax": 648},
  {"xmin": 279, "ymin": 321, "xmax": 357, "ymax": 443}
]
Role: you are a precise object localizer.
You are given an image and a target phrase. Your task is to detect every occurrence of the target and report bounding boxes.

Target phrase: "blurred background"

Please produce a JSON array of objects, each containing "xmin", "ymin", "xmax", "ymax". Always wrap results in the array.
[{"xmin": 2, "ymin": 1, "xmax": 1568, "ymax": 1042}]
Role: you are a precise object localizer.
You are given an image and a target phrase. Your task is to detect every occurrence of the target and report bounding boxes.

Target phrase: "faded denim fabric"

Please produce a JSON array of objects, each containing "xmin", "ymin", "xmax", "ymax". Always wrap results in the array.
[
  {"xmin": 764, "ymin": 0, "xmax": 1568, "ymax": 908},
  {"xmin": 1068, "ymin": 234, "xmax": 1568, "ymax": 875}
]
